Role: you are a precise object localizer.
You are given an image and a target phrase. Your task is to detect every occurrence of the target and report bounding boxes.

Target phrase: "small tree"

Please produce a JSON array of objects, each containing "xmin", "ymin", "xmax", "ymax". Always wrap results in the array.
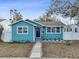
[
  {"xmin": 0, "ymin": 25, "xmax": 4, "ymax": 41},
  {"xmin": 39, "ymin": 14, "xmax": 53, "ymax": 22},
  {"xmin": 10, "ymin": 9, "xmax": 23, "ymax": 23}
]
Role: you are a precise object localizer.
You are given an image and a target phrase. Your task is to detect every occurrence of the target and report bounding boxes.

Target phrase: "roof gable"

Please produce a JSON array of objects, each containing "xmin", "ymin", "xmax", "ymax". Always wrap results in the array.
[{"xmin": 11, "ymin": 20, "xmax": 37, "ymax": 26}]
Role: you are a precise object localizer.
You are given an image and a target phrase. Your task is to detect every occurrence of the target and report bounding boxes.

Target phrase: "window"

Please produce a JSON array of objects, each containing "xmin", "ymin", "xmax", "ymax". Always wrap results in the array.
[
  {"xmin": 47, "ymin": 27, "xmax": 61, "ymax": 33},
  {"xmin": 64, "ymin": 28, "xmax": 72, "ymax": 32},
  {"xmin": 17, "ymin": 26, "xmax": 28, "ymax": 34},
  {"xmin": 47, "ymin": 27, "xmax": 51, "ymax": 32},
  {"xmin": 56, "ymin": 27, "xmax": 60, "ymax": 32},
  {"xmin": 70, "ymin": 28, "xmax": 72, "ymax": 31},
  {"xmin": 18, "ymin": 27, "xmax": 22, "ymax": 33},
  {"xmin": 23, "ymin": 27, "xmax": 28, "ymax": 33},
  {"xmin": 64, "ymin": 28, "xmax": 67, "ymax": 32},
  {"xmin": 75, "ymin": 28, "xmax": 77, "ymax": 32},
  {"xmin": 52, "ymin": 27, "xmax": 55, "ymax": 32}
]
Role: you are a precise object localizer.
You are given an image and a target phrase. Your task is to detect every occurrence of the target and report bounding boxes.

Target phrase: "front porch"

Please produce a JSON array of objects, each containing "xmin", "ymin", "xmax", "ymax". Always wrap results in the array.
[{"xmin": 35, "ymin": 27, "xmax": 41, "ymax": 41}]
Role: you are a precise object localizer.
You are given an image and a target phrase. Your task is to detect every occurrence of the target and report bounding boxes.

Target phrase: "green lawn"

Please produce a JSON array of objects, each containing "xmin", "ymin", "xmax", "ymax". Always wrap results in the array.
[{"xmin": 0, "ymin": 42, "xmax": 34, "ymax": 57}]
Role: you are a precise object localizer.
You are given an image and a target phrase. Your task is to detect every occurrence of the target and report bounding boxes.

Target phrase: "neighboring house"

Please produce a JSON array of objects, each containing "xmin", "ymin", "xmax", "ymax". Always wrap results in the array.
[
  {"xmin": 0, "ymin": 19, "xmax": 5, "ymax": 22},
  {"xmin": 11, "ymin": 19, "xmax": 65, "ymax": 42},
  {"xmin": 0, "ymin": 20, "xmax": 12, "ymax": 42},
  {"xmin": 63, "ymin": 24, "xmax": 79, "ymax": 40}
]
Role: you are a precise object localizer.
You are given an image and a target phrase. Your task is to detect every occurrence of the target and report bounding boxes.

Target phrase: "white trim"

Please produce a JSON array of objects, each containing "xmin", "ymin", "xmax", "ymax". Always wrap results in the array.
[
  {"xmin": 17, "ymin": 26, "xmax": 28, "ymax": 34},
  {"xmin": 33, "ymin": 21, "xmax": 45, "ymax": 26},
  {"xmin": 24, "ymin": 20, "xmax": 37, "ymax": 26},
  {"xmin": 39, "ymin": 29, "xmax": 41, "ymax": 38},
  {"xmin": 11, "ymin": 20, "xmax": 23, "ymax": 25},
  {"xmin": 46, "ymin": 25, "xmax": 62, "ymax": 27},
  {"xmin": 11, "ymin": 26, "xmax": 13, "ymax": 42},
  {"xmin": 33, "ymin": 26, "xmax": 35, "ymax": 42},
  {"xmin": 46, "ymin": 26, "xmax": 61, "ymax": 34}
]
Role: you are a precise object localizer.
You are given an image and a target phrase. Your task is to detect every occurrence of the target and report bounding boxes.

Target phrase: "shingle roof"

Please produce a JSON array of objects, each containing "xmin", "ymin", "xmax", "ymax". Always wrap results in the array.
[
  {"xmin": 25, "ymin": 19, "xmax": 45, "ymax": 26},
  {"xmin": 11, "ymin": 20, "xmax": 37, "ymax": 26},
  {"xmin": 37, "ymin": 20, "xmax": 65, "ymax": 26}
]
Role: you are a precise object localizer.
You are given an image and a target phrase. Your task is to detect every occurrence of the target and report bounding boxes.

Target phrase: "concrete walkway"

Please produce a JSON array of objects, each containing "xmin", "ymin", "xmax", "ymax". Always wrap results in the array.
[{"xmin": 30, "ymin": 41, "xmax": 42, "ymax": 59}]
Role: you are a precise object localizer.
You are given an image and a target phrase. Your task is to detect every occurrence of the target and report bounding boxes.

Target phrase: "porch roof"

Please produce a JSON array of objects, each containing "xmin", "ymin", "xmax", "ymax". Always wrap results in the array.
[{"xmin": 37, "ymin": 21, "xmax": 65, "ymax": 26}]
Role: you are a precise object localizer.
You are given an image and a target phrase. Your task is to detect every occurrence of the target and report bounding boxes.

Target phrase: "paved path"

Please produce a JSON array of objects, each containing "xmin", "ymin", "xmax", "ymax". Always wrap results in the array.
[{"xmin": 30, "ymin": 41, "xmax": 42, "ymax": 59}]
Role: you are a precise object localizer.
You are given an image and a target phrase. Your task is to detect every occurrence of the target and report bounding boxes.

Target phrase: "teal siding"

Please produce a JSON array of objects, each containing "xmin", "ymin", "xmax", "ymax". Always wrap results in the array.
[
  {"xmin": 40, "ymin": 26, "xmax": 46, "ymax": 39},
  {"xmin": 40, "ymin": 26, "xmax": 63, "ymax": 40},
  {"xmin": 12, "ymin": 20, "xmax": 64, "ymax": 42},
  {"xmin": 12, "ymin": 21, "xmax": 35, "ymax": 42}
]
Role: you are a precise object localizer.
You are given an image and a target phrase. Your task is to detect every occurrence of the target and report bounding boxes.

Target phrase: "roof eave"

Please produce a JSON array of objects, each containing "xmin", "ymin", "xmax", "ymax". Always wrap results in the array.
[{"xmin": 10, "ymin": 20, "xmax": 37, "ymax": 26}]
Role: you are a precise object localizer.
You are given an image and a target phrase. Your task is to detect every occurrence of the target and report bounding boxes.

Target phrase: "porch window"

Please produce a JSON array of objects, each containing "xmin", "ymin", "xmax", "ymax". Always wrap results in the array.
[
  {"xmin": 17, "ymin": 26, "xmax": 28, "ymax": 34},
  {"xmin": 56, "ymin": 27, "xmax": 60, "ymax": 32},
  {"xmin": 52, "ymin": 27, "xmax": 55, "ymax": 32},
  {"xmin": 47, "ymin": 27, "xmax": 61, "ymax": 33},
  {"xmin": 47, "ymin": 27, "xmax": 51, "ymax": 32}
]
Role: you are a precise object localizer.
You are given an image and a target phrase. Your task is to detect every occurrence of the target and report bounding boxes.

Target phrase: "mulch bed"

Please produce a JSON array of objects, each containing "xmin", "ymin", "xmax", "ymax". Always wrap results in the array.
[{"xmin": 42, "ymin": 42, "xmax": 79, "ymax": 58}]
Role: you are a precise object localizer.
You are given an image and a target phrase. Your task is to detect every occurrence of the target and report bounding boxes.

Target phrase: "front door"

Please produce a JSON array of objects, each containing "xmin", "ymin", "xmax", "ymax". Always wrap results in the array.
[{"xmin": 36, "ymin": 28, "xmax": 40, "ymax": 37}]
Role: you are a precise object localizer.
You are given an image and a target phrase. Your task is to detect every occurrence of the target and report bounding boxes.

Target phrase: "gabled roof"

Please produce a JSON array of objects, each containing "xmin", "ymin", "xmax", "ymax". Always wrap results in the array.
[
  {"xmin": 11, "ymin": 19, "xmax": 46, "ymax": 27},
  {"xmin": 11, "ymin": 20, "xmax": 37, "ymax": 26}
]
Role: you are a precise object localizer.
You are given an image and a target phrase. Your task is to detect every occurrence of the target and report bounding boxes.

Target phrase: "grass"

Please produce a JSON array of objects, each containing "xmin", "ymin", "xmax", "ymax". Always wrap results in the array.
[
  {"xmin": 0, "ymin": 42, "xmax": 34, "ymax": 57},
  {"xmin": 42, "ymin": 41, "xmax": 79, "ymax": 58}
]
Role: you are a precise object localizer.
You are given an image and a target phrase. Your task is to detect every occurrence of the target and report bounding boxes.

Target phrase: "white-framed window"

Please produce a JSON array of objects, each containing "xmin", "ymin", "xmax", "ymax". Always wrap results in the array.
[
  {"xmin": 56, "ymin": 27, "xmax": 60, "ymax": 32},
  {"xmin": 47, "ymin": 27, "xmax": 51, "ymax": 32},
  {"xmin": 46, "ymin": 26, "xmax": 61, "ymax": 33},
  {"xmin": 23, "ymin": 27, "xmax": 28, "ymax": 33},
  {"xmin": 17, "ymin": 26, "xmax": 28, "ymax": 34},
  {"xmin": 64, "ymin": 28, "xmax": 72, "ymax": 32},
  {"xmin": 18, "ymin": 27, "xmax": 22, "ymax": 33},
  {"xmin": 52, "ymin": 27, "xmax": 55, "ymax": 32}
]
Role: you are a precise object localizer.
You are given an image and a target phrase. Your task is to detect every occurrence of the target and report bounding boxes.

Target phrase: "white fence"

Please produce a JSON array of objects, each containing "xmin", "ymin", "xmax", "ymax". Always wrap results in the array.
[
  {"xmin": 1, "ymin": 30, "xmax": 12, "ymax": 42},
  {"xmin": 63, "ymin": 32, "xmax": 79, "ymax": 40}
]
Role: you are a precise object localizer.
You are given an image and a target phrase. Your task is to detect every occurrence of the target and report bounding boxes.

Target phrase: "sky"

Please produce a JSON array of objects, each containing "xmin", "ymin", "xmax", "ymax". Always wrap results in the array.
[
  {"xmin": 0, "ymin": 0, "xmax": 50, "ymax": 20},
  {"xmin": 0, "ymin": 0, "xmax": 76, "ymax": 21}
]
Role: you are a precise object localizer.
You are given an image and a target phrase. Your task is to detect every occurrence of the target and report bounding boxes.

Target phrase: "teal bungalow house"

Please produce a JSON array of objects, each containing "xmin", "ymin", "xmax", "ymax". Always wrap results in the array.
[{"xmin": 11, "ymin": 19, "xmax": 65, "ymax": 42}]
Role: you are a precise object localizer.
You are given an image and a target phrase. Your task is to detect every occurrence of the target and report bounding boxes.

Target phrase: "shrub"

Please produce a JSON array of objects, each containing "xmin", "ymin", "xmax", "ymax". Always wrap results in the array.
[
  {"xmin": 0, "ymin": 25, "xmax": 4, "ymax": 40},
  {"xmin": 64, "ymin": 40, "xmax": 71, "ymax": 46}
]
